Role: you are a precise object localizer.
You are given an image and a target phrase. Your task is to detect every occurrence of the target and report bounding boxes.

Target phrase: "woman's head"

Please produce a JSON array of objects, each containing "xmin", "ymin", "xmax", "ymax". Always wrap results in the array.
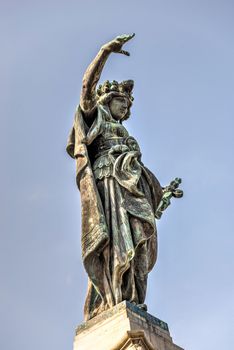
[
  {"xmin": 96, "ymin": 80, "xmax": 134, "ymax": 121},
  {"xmin": 109, "ymin": 96, "xmax": 129, "ymax": 121}
]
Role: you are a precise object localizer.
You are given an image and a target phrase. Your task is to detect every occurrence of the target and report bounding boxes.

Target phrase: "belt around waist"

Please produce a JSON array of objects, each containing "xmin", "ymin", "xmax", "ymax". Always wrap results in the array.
[{"xmin": 94, "ymin": 138, "xmax": 126, "ymax": 155}]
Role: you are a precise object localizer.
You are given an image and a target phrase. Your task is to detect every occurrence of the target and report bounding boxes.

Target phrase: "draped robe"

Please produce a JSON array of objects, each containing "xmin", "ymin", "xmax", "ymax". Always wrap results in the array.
[{"xmin": 67, "ymin": 104, "xmax": 163, "ymax": 320}]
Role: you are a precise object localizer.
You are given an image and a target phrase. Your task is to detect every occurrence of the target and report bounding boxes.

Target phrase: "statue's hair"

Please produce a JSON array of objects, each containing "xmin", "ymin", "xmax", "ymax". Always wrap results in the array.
[{"xmin": 96, "ymin": 80, "xmax": 134, "ymax": 120}]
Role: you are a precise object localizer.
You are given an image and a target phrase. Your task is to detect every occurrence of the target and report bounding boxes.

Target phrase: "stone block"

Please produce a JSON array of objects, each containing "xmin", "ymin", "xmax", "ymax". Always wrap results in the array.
[{"xmin": 74, "ymin": 301, "xmax": 184, "ymax": 350}]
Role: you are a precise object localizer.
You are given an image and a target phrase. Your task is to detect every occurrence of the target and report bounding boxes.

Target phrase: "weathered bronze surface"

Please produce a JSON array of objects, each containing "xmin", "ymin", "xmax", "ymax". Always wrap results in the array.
[{"xmin": 67, "ymin": 34, "xmax": 183, "ymax": 321}]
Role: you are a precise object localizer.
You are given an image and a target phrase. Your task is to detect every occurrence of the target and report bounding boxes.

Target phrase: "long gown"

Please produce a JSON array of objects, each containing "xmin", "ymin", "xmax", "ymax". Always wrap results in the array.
[{"xmin": 67, "ymin": 103, "xmax": 163, "ymax": 320}]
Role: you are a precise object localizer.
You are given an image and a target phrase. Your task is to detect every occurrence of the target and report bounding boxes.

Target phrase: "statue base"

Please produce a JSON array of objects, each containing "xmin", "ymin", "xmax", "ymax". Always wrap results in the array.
[{"xmin": 74, "ymin": 301, "xmax": 184, "ymax": 350}]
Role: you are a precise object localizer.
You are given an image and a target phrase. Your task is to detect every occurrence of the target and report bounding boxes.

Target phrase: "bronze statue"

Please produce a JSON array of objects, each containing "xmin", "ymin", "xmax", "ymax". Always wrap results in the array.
[{"xmin": 67, "ymin": 34, "xmax": 183, "ymax": 321}]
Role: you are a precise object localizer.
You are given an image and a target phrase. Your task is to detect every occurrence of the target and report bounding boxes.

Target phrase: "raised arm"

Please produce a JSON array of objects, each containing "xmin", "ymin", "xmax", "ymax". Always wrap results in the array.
[{"xmin": 80, "ymin": 34, "xmax": 135, "ymax": 115}]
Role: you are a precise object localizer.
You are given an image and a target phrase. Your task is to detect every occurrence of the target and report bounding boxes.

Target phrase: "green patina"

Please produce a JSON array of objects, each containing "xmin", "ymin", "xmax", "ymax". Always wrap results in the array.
[{"xmin": 67, "ymin": 34, "xmax": 183, "ymax": 322}]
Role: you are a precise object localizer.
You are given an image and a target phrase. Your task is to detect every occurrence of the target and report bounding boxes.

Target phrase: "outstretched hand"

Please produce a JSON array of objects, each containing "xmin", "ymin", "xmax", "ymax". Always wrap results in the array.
[{"xmin": 102, "ymin": 33, "xmax": 135, "ymax": 56}]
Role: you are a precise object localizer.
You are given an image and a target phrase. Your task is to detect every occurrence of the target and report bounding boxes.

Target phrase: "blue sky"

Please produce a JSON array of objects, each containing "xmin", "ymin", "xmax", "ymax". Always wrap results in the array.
[{"xmin": 1, "ymin": 1, "xmax": 234, "ymax": 349}]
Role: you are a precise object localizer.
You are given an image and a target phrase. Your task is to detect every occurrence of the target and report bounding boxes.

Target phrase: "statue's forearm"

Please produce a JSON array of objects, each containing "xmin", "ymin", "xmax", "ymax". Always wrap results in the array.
[{"xmin": 80, "ymin": 47, "xmax": 111, "ymax": 114}]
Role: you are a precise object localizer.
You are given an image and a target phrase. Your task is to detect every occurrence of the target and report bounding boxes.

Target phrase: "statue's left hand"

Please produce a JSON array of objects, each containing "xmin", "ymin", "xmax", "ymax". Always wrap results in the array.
[{"xmin": 102, "ymin": 33, "xmax": 135, "ymax": 56}]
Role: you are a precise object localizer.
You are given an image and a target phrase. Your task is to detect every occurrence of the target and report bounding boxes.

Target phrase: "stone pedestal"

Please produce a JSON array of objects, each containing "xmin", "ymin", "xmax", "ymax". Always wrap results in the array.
[{"xmin": 74, "ymin": 301, "xmax": 184, "ymax": 350}]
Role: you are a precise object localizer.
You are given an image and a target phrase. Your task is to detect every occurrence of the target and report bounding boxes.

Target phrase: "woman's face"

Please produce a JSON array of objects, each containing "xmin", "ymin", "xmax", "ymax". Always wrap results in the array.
[{"xmin": 109, "ymin": 97, "xmax": 129, "ymax": 120}]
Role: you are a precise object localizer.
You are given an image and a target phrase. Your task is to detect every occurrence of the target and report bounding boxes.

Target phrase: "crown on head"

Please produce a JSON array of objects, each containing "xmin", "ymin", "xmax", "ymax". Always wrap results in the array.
[{"xmin": 96, "ymin": 80, "xmax": 134, "ymax": 102}]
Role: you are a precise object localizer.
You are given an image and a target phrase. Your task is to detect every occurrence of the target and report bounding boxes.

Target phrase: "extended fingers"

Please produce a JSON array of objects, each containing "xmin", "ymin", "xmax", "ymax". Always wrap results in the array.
[
  {"xmin": 124, "ymin": 33, "xmax": 135, "ymax": 42},
  {"xmin": 119, "ymin": 49, "xmax": 130, "ymax": 56},
  {"xmin": 116, "ymin": 33, "xmax": 135, "ymax": 43}
]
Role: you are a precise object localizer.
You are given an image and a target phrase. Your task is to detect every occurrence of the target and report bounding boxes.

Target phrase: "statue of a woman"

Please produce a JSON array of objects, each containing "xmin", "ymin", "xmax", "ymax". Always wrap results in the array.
[{"xmin": 67, "ymin": 34, "xmax": 181, "ymax": 321}]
